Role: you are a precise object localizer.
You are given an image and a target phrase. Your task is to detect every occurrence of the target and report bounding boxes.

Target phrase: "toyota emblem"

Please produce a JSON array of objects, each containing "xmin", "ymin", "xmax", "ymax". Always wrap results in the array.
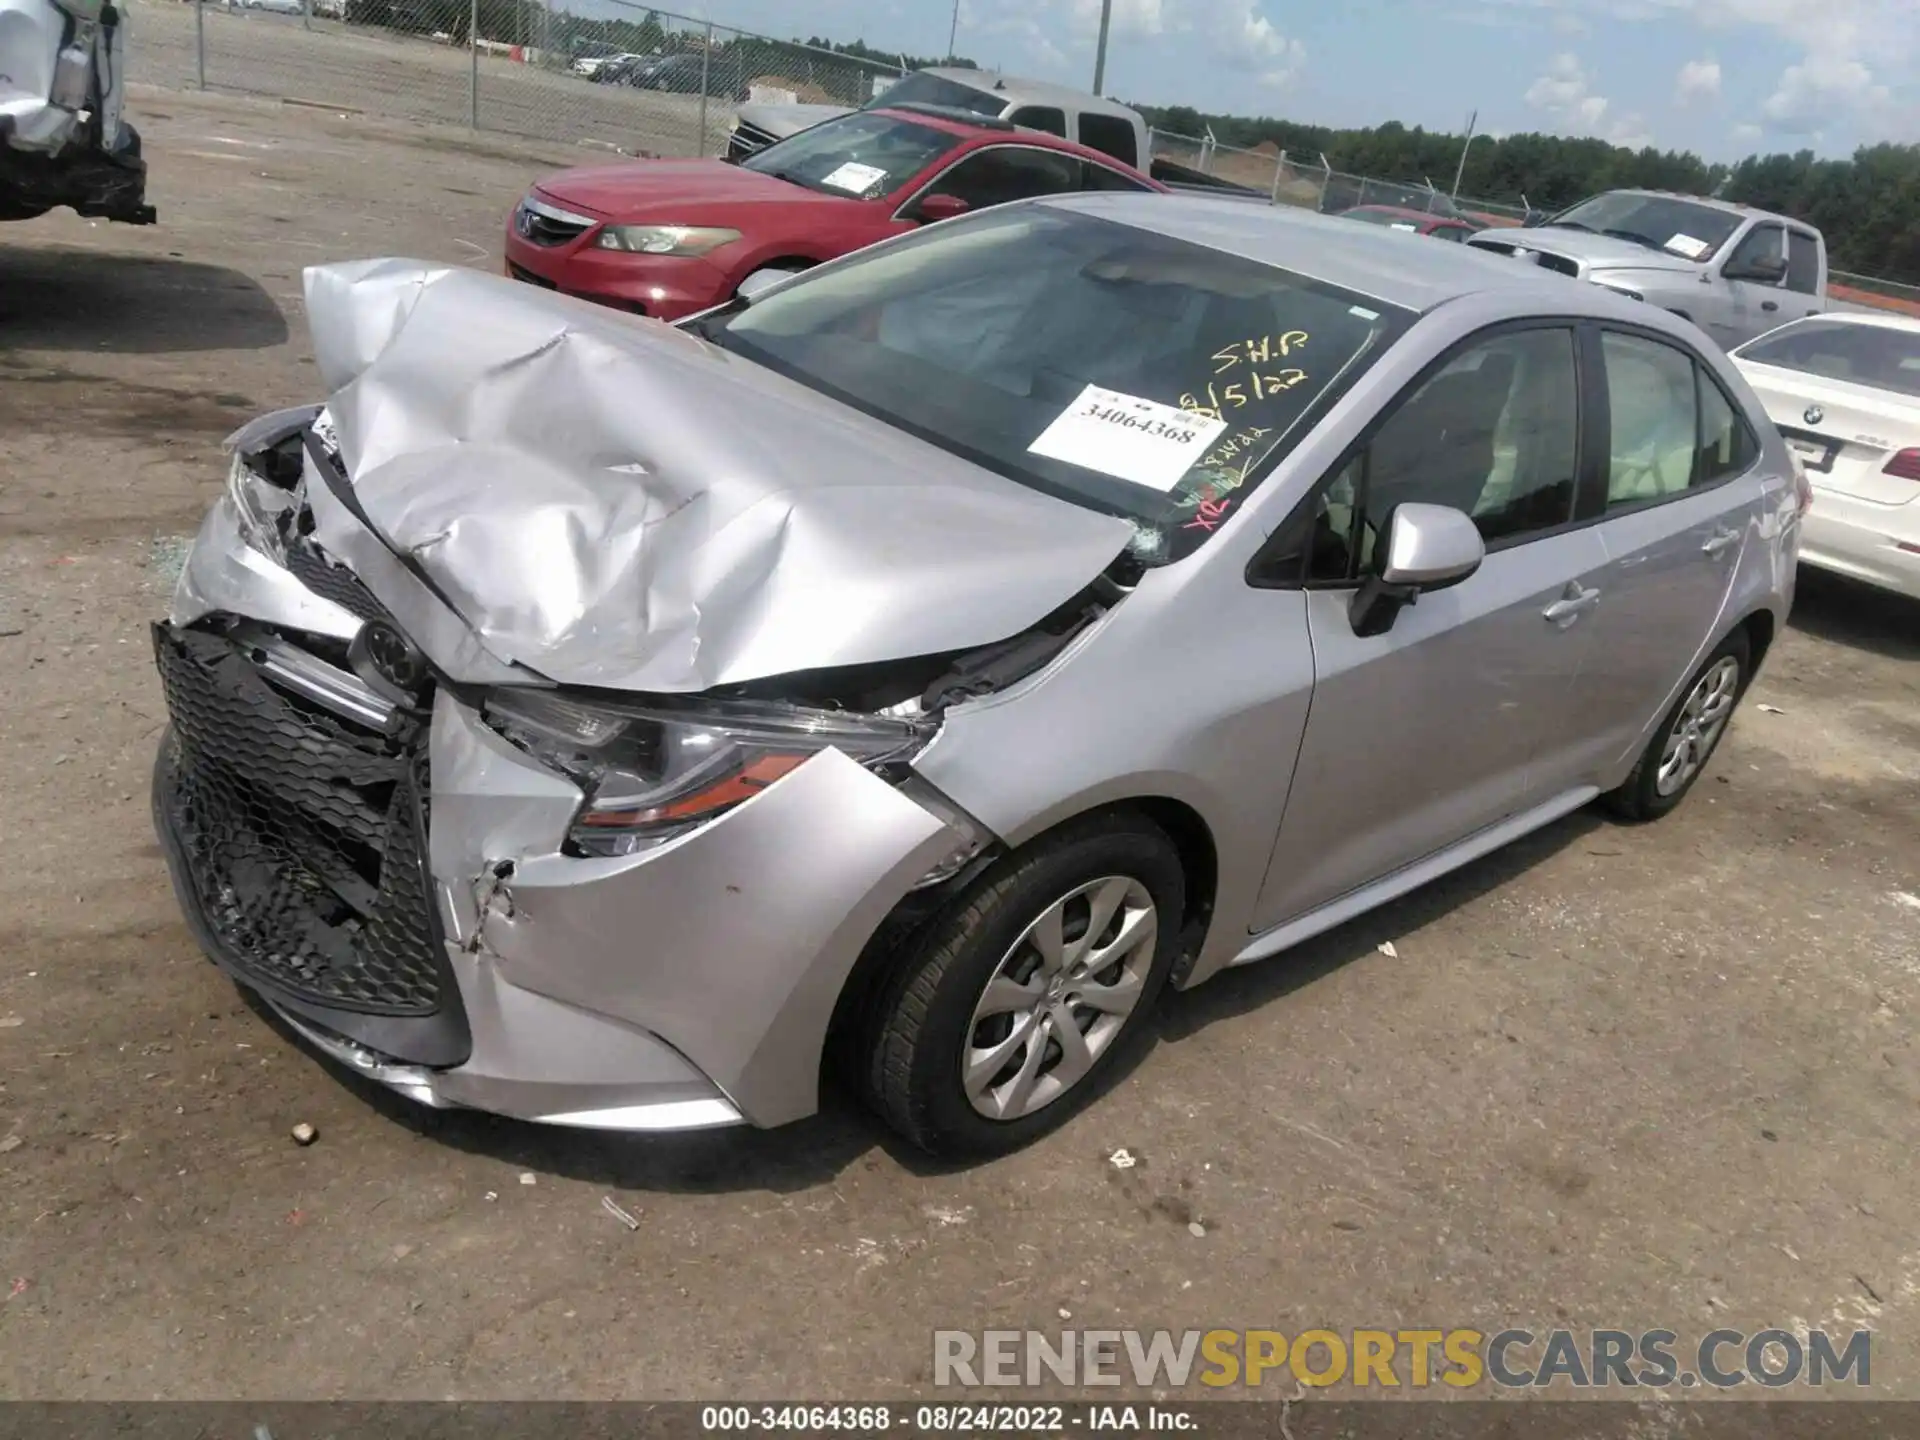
[
  {"xmin": 1803, "ymin": 405, "xmax": 1824, "ymax": 426},
  {"xmin": 351, "ymin": 621, "xmax": 429, "ymax": 701}
]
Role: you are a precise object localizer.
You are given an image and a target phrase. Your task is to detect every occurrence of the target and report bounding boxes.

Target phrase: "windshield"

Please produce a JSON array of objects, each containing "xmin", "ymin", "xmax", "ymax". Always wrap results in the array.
[
  {"xmin": 741, "ymin": 112, "xmax": 959, "ymax": 199},
  {"xmin": 1736, "ymin": 319, "xmax": 1920, "ymax": 398},
  {"xmin": 699, "ymin": 206, "xmax": 1410, "ymax": 564},
  {"xmin": 862, "ymin": 71, "xmax": 1005, "ymax": 117},
  {"xmin": 1546, "ymin": 193, "xmax": 1743, "ymax": 260}
]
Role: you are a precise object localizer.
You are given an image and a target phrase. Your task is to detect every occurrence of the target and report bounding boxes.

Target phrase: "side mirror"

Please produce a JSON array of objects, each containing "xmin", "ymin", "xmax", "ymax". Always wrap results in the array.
[
  {"xmin": 913, "ymin": 193, "xmax": 971, "ymax": 224},
  {"xmin": 1349, "ymin": 503, "xmax": 1486, "ymax": 638},
  {"xmin": 732, "ymin": 268, "xmax": 790, "ymax": 304},
  {"xmin": 1726, "ymin": 253, "xmax": 1787, "ymax": 284}
]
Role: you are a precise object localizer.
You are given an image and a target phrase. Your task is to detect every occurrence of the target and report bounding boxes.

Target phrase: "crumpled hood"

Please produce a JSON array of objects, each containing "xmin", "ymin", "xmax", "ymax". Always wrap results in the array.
[
  {"xmin": 300, "ymin": 258, "xmax": 1134, "ymax": 694},
  {"xmin": 735, "ymin": 101, "xmax": 854, "ymax": 140},
  {"xmin": 1482, "ymin": 227, "xmax": 1706, "ymax": 276}
]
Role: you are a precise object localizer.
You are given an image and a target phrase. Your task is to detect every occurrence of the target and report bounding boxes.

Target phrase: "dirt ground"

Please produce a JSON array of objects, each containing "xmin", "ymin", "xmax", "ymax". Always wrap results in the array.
[{"xmin": 2, "ymin": 88, "xmax": 1918, "ymax": 1404}]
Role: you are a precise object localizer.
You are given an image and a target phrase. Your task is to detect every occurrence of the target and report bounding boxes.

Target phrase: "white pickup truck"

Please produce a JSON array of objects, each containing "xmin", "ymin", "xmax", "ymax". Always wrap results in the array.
[
  {"xmin": 0, "ymin": 0, "xmax": 153, "ymax": 223},
  {"xmin": 1467, "ymin": 189, "xmax": 1829, "ymax": 351},
  {"xmin": 726, "ymin": 66, "xmax": 1265, "ymax": 200}
]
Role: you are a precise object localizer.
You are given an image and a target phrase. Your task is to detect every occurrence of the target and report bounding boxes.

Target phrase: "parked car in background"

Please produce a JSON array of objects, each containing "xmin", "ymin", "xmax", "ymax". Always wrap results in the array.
[
  {"xmin": 1468, "ymin": 190, "xmax": 1830, "ymax": 350},
  {"xmin": 1732, "ymin": 312, "xmax": 1920, "ymax": 600},
  {"xmin": 569, "ymin": 42, "xmax": 631, "ymax": 77},
  {"xmin": 239, "ymin": 0, "xmax": 306, "ymax": 16},
  {"xmin": 1341, "ymin": 204, "xmax": 1483, "ymax": 242},
  {"xmin": 728, "ymin": 68, "xmax": 1153, "ymax": 175},
  {"xmin": 593, "ymin": 53, "xmax": 663, "ymax": 86},
  {"xmin": 1318, "ymin": 175, "xmax": 1464, "ymax": 219},
  {"xmin": 627, "ymin": 52, "xmax": 748, "ymax": 102},
  {"xmin": 160, "ymin": 196, "xmax": 1800, "ymax": 1158},
  {"xmin": 504, "ymin": 104, "xmax": 1167, "ymax": 320}
]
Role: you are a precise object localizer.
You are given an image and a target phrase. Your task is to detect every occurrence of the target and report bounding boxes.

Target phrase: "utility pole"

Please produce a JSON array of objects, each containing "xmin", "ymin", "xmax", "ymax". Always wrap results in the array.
[
  {"xmin": 1451, "ymin": 109, "xmax": 1479, "ymax": 197},
  {"xmin": 946, "ymin": 0, "xmax": 958, "ymax": 61},
  {"xmin": 1091, "ymin": 0, "xmax": 1112, "ymax": 94}
]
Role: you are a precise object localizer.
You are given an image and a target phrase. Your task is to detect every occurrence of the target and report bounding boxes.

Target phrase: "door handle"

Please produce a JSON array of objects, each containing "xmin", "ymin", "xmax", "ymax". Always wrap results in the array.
[
  {"xmin": 1542, "ymin": 583, "xmax": 1601, "ymax": 624},
  {"xmin": 1701, "ymin": 528, "xmax": 1740, "ymax": 558},
  {"xmin": 1761, "ymin": 300, "xmax": 1779, "ymax": 312}
]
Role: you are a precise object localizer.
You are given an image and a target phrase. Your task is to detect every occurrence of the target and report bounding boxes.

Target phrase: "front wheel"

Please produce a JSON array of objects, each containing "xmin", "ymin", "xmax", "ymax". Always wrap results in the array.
[
  {"xmin": 863, "ymin": 813, "xmax": 1184, "ymax": 1158},
  {"xmin": 1604, "ymin": 627, "xmax": 1750, "ymax": 821}
]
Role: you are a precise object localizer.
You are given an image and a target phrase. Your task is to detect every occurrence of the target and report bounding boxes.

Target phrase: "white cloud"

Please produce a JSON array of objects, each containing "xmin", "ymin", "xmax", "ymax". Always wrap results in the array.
[
  {"xmin": 1731, "ymin": 121, "xmax": 1763, "ymax": 142},
  {"xmin": 1674, "ymin": 56, "xmax": 1721, "ymax": 104},
  {"xmin": 1525, "ymin": 52, "xmax": 1611, "ymax": 125},
  {"xmin": 1761, "ymin": 51, "xmax": 1889, "ymax": 131},
  {"xmin": 1525, "ymin": 52, "xmax": 1661, "ymax": 145},
  {"xmin": 1228, "ymin": 4, "xmax": 1305, "ymax": 85}
]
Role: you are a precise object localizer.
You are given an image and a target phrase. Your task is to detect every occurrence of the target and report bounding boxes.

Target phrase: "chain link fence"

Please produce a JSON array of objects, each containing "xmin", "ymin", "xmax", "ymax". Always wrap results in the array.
[
  {"xmin": 126, "ymin": 0, "xmax": 904, "ymax": 158},
  {"xmin": 1147, "ymin": 126, "xmax": 1531, "ymax": 226}
]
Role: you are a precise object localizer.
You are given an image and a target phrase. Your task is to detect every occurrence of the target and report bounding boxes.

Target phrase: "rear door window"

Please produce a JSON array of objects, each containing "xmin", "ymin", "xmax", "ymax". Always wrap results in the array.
[
  {"xmin": 1601, "ymin": 331, "xmax": 1756, "ymax": 505},
  {"xmin": 1007, "ymin": 106, "xmax": 1067, "ymax": 137},
  {"xmin": 1785, "ymin": 232, "xmax": 1821, "ymax": 295},
  {"xmin": 1077, "ymin": 114, "xmax": 1140, "ymax": 168},
  {"xmin": 917, "ymin": 146, "xmax": 1088, "ymax": 211}
]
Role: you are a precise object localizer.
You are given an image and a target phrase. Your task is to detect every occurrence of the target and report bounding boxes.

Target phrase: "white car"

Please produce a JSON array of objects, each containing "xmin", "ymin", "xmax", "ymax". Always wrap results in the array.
[{"xmin": 1732, "ymin": 311, "xmax": 1920, "ymax": 600}]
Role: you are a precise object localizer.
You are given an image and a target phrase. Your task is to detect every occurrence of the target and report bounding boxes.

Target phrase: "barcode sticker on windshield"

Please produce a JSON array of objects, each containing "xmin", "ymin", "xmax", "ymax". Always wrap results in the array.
[
  {"xmin": 1028, "ymin": 385, "xmax": 1228, "ymax": 491},
  {"xmin": 1665, "ymin": 233, "xmax": 1709, "ymax": 259},
  {"xmin": 820, "ymin": 161, "xmax": 888, "ymax": 194}
]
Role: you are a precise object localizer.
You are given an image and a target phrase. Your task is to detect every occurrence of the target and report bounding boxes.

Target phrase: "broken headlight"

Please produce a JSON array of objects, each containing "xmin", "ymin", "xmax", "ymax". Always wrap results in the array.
[
  {"xmin": 483, "ymin": 689, "xmax": 940, "ymax": 858},
  {"xmin": 225, "ymin": 449, "xmax": 294, "ymax": 564}
]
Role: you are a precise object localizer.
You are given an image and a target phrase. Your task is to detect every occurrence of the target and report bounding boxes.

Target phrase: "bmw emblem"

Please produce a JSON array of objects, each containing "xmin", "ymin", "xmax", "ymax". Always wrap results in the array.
[{"xmin": 1803, "ymin": 405, "xmax": 1824, "ymax": 426}]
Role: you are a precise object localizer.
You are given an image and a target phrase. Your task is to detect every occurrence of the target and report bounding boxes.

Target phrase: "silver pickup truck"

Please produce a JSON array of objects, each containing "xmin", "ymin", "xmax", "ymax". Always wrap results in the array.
[
  {"xmin": 0, "ymin": 0, "xmax": 153, "ymax": 223},
  {"xmin": 1467, "ymin": 189, "xmax": 1827, "ymax": 351},
  {"xmin": 729, "ymin": 68, "xmax": 1156, "ymax": 174}
]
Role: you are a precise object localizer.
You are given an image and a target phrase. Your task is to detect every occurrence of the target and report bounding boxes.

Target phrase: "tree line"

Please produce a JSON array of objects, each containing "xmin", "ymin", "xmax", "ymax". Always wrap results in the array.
[{"xmin": 1140, "ymin": 104, "xmax": 1919, "ymax": 284}]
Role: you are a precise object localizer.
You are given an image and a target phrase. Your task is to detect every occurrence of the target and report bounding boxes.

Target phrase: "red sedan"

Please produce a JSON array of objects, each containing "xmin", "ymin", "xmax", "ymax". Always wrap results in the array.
[
  {"xmin": 503, "ymin": 104, "xmax": 1168, "ymax": 320},
  {"xmin": 1340, "ymin": 204, "xmax": 1484, "ymax": 242}
]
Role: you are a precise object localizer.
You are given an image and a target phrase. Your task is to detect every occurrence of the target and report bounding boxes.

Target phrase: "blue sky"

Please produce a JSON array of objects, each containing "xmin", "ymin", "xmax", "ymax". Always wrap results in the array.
[{"xmin": 667, "ymin": 0, "xmax": 1918, "ymax": 159}]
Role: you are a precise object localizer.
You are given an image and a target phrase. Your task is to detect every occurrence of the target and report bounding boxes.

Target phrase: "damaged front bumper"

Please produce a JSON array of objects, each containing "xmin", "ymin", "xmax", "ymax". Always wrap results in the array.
[{"xmin": 152, "ymin": 485, "xmax": 981, "ymax": 1134}]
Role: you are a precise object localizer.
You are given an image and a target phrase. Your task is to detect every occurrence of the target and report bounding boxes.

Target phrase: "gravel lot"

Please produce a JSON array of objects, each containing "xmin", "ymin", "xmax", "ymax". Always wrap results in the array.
[
  {"xmin": 128, "ymin": 0, "xmax": 747, "ymax": 157},
  {"xmin": 1, "ymin": 87, "xmax": 1918, "ymax": 1403}
]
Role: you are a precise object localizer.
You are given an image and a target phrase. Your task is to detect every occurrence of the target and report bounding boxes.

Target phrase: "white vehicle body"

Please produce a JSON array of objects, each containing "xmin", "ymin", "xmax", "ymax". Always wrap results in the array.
[
  {"xmin": 728, "ymin": 68, "xmax": 1152, "ymax": 173},
  {"xmin": 1732, "ymin": 311, "xmax": 1920, "ymax": 599},
  {"xmin": 1, "ymin": 0, "xmax": 152, "ymax": 222}
]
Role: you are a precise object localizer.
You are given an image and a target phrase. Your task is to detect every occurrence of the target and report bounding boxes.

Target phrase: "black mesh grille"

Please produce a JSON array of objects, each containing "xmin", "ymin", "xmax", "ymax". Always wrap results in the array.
[
  {"xmin": 285, "ymin": 539, "xmax": 393, "ymax": 625},
  {"xmin": 154, "ymin": 625, "xmax": 445, "ymax": 1017}
]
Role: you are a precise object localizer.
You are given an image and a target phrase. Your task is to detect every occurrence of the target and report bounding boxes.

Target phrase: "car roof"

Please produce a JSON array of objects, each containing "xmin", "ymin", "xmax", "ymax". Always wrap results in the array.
[
  {"xmin": 1040, "ymin": 193, "xmax": 1595, "ymax": 312},
  {"xmin": 913, "ymin": 67, "xmax": 1143, "ymax": 121}
]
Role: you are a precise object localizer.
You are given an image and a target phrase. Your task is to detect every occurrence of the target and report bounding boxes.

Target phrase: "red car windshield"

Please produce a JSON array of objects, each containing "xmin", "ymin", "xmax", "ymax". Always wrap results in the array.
[{"xmin": 741, "ymin": 113, "xmax": 960, "ymax": 200}]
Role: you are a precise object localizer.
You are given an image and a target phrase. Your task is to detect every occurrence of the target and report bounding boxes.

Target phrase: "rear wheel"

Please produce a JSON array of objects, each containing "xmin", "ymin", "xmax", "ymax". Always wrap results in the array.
[
  {"xmin": 1604, "ymin": 628, "xmax": 1749, "ymax": 821},
  {"xmin": 864, "ymin": 813, "xmax": 1183, "ymax": 1158}
]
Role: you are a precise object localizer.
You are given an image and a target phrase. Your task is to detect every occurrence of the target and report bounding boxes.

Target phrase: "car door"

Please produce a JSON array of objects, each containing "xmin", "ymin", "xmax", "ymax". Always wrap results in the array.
[
  {"xmin": 1713, "ymin": 222, "xmax": 1788, "ymax": 348},
  {"xmin": 1558, "ymin": 326, "xmax": 1766, "ymax": 781},
  {"xmin": 1250, "ymin": 322, "xmax": 1610, "ymax": 932}
]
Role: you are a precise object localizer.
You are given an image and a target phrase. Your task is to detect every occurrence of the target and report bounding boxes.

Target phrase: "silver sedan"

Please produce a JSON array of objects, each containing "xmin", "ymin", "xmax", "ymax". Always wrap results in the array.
[{"xmin": 152, "ymin": 196, "xmax": 1803, "ymax": 1157}]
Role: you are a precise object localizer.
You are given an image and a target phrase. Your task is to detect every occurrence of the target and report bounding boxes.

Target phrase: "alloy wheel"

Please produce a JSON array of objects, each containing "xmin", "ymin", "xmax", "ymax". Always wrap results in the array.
[
  {"xmin": 1656, "ymin": 655, "xmax": 1740, "ymax": 796},
  {"xmin": 961, "ymin": 876, "xmax": 1159, "ymax": 1121}
]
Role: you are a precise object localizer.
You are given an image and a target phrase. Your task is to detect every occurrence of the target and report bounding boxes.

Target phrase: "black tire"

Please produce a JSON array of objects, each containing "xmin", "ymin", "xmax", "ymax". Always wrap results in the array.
[
  {"xmin": 1603, "ymin": 627, "xmax": 1750, "ymax": 822},
  {"xmin": 864, "ymin": 812, "xmax": 1185, "ymax": 1158}
]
